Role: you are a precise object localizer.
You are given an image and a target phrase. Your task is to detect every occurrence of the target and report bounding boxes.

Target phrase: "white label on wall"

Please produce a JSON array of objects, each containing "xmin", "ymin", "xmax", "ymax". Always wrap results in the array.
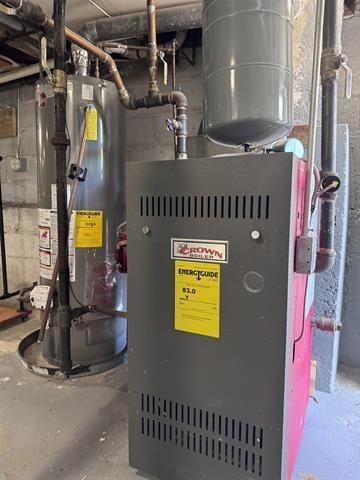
[
  {"xmin": 82, "ymin": 84, "xmax": 94, "ymax": 101},
  {"xmin": 38, "ymin": 208, "xmax": 76, "ymax": 282},
  {"xmin": 171, "ymin": 238, "xmax": 229, "ymax": 264}
]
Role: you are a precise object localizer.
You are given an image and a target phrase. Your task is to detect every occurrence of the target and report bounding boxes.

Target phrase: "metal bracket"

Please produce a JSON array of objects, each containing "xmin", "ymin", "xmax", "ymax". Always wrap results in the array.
[
  {"xmin": 321, "ymin": 49, "xmax": 353, "ymax": 100},
  {"xmin": 68, "ymin": 164, "xmax": 87, "ymax": 182},
  {"xmin": 295, "ymin": 232, "xmax": 317, "ymax": 274},
  {"xmin": 340, "ymin": 54, "xmax": 353, "ymax": 100}
]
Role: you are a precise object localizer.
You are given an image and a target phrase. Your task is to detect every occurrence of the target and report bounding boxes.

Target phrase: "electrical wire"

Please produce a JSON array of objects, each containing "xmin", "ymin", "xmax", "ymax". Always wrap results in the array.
[
  {"xmin": 69, "ymin": 282, "xmax": 84, "ymax": 307},
  {"xmin": 293, "ymin": 276, "xmax": 310, "ymax": 361}
]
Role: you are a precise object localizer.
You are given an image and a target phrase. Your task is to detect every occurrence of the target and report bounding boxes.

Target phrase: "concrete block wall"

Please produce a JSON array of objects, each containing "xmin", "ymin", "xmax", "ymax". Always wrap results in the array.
[
  {"xmin": 338, "ymin": 15, "xmax": 360, "ymax": 368},
  {"xmin": 313, "ymin": 126, "xmax": 349, "ymax": 392},
  {"xmin": 0, "ymin": 85, "xmax": 38, "ymax": 293}
]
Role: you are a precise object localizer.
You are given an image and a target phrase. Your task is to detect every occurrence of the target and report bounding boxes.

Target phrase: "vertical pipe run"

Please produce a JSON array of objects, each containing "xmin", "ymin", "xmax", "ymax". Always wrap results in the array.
[
  {"xmin": 52, "ymin": 0, "xmax": 72, "ymax": 373},
  {"xmin": 303, "ymin": 0, "xmax": 325, "ymax": 235},
  {"xmin": 147, "ymin": 0, "xmax": 159, "ymax": 95},
  {"xmin": 316, "ymin": 0, "xmax": 340, "ymax": 272}
]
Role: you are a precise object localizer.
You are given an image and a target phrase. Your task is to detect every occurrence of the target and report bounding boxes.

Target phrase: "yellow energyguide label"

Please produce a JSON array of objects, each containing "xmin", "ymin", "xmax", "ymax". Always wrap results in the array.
[
  {"xmin": 75, "ymin": 210, "xmax": 103, "ymax": 248},
  {"xmin": 85, "ymin": 106, "xmax": 98, "ymax": 141},
  {"xmin": 175, "ymin": 260, "xmax": 220, "ymax": 338}
]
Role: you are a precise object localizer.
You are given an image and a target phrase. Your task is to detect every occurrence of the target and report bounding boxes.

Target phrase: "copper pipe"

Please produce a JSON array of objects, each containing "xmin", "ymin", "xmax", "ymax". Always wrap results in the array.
[
  {"xmin": 147, "ymin": 0, "xmax": 159, "ymax": 94},
  {"xmin": 43, "ymin": 17, "xmax": 133, "ymax": 107}
]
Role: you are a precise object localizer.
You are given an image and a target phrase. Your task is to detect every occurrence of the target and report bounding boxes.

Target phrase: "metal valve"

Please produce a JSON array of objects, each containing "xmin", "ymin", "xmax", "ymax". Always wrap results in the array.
[
  {"xmin": 313, "ymin": 317, "xmax": 342, "ymax": 333},
  {"xmin": 159, "ymin": 51, "xmax": 168, "ymax": 86},
  {"xmin": 40, "ymin": 36, "xmax": 53, "ymax": 82},
  {"xmin": 321, "ymin": 174, "xmax": 341, "ymax": 194},
  {"xmin": 340, "ymin": 53, "xmax": 352, "ymax": 100},
  {"xmin": 166, "ymin": 118, "xmax": 180, "ymax": 132}
]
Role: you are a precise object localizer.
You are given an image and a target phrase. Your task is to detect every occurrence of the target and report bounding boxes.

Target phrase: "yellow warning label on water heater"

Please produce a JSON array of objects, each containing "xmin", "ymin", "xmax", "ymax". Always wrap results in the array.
[
  {"xmin": 85, "ymin": 107, "xmax": 98, "ymax": 141},
  {"xmin": 75, "ymin": 210, "xmax": 103, "ymax": 248},
  {"xmin": 175, "ymin": 260, "xmax": 220, "ymax": 338}
]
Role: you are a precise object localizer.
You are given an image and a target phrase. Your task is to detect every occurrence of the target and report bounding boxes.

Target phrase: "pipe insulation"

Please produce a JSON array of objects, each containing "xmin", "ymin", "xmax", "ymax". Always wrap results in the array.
[{"xmin": 81, "ymin": 3, "xmax": 202, "ymax": 43}]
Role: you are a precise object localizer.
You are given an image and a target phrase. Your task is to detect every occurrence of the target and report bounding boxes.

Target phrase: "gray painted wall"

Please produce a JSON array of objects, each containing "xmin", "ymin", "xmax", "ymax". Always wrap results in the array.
[{"xmin": 339, "ymin": 15, "xmax": 360, "ymax": 368}]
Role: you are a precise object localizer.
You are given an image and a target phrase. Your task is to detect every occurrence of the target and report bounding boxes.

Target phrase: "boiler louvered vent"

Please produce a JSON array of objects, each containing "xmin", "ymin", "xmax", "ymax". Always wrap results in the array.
[
  {"xmin": 140, "ymin": 195, "xmax": 270, "ymax": 220},
  {"xmin": 140, "ymin": 393, "xmax": 264, "ymax": 477}
]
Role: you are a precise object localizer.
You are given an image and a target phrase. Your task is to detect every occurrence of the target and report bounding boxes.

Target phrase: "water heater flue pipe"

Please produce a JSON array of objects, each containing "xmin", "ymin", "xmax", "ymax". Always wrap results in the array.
[{"xmin": 0, "ymin": 0, "xmax": 188, "ymax": 159}]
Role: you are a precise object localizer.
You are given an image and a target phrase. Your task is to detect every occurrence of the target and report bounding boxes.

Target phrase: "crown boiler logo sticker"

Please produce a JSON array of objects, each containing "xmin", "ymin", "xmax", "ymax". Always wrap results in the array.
[{"xmin": 172, "ymin": 239, "xmax": 229, "ymax": 264}]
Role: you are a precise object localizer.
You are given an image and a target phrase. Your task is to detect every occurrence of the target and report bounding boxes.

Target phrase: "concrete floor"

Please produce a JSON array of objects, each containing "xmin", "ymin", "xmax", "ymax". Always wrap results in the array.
[{"xmin": 0, "ymin": 312, "xmax": 359, "ymax": 480}]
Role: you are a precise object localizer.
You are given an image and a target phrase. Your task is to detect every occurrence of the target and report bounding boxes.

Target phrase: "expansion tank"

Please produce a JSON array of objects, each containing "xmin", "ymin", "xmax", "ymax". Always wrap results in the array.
[
  {"xmin": 36, "ymin": 75, "xmax": 127, "ymax": 371},
  {"xmin": 203, "ymin": 0, "xmax": 294, "ymax": 147}
]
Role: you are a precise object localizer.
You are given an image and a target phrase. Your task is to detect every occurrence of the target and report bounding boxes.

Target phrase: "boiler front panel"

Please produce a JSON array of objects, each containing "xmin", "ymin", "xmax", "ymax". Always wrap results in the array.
[{"xmin": 127, "ymin": 153, "xmax": 298, "ymax": 480}]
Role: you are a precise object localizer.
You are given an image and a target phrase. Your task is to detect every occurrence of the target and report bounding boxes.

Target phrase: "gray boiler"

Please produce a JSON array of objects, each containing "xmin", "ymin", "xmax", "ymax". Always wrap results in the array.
[{"xmin": 127, "ymin": 153, "xmax": 311, "ymax": 480}]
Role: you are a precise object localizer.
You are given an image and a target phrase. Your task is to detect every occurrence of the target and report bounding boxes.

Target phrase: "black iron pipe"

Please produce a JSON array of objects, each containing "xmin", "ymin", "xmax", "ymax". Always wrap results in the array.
[
  {"xmin": 316, "ymin": 0, "xmax": 340, "ymax": 273},
  {"xmin": 52, "ymin": 0, "xmax": 72, "ymax": 373}
]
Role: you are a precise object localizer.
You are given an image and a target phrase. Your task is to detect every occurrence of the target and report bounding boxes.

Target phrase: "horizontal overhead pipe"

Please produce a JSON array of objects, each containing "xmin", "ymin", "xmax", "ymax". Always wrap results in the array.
[
  {"xmin": 81, "ymin": 3, "xmax": 202, "ymax": 43},
  {"xmin": 0, "ymin": 0, "xmax": 189, "ymax": 158}
]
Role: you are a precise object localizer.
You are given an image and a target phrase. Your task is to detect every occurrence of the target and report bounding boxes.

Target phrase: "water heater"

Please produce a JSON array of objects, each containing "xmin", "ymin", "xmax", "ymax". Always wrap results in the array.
[
  {"xmin": 35, "ymin": 75, "xmax": 127, "ymax": 372},
  {"xmin": 203, "ymin": 0, "xmax": 294, "ymax": 147}
]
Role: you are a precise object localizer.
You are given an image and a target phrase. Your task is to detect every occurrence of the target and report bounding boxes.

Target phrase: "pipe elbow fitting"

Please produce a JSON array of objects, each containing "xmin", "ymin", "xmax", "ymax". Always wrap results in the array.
[
  {"xmin": 315, "ymin": 249, "xmax": 336, "ymax": 273},
  {"xmin": 170, "ymin": 91, "xmax": 188, "ymax": 109}
]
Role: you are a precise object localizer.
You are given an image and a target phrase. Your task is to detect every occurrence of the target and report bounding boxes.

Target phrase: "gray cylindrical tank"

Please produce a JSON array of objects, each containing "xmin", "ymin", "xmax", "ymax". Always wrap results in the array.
[
  {"xmin": 203, "ymin": 0, "xmax": 294, "ymax": 147},
  {"xmin": 36, "ymin": 75, "xmax": 127, "ymax": 370}
]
